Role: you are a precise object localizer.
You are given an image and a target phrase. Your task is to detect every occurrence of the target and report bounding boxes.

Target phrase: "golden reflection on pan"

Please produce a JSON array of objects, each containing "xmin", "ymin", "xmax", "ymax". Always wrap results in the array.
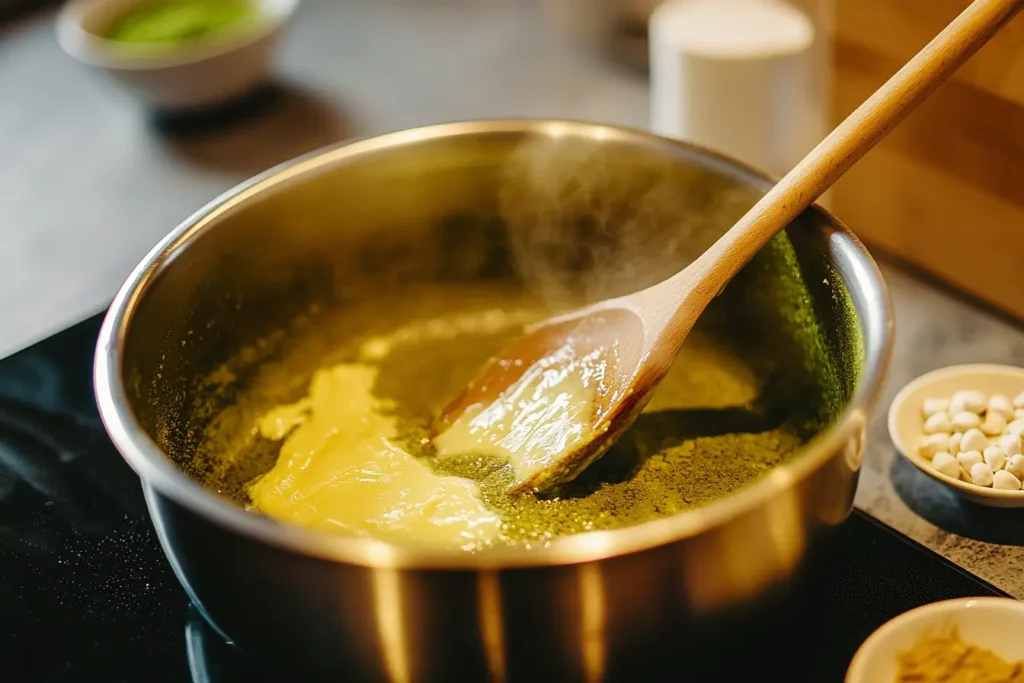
[
  {"xmin": 477, "ymin": 570, "xmax": 508, "ymax": 683},
  {"xmin": 372, "ymin": 568, "xmax": 411, "ymax": 683},
  {"xmin": 578, "ymin": 563, "xmax": 607, "ymax": 683}
]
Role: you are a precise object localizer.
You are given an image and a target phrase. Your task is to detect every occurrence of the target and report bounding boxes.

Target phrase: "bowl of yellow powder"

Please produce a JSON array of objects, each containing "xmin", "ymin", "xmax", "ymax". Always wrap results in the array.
[
  {"xmin": 846, "ymin": 597, "xmax": 1024, "ymax": 683},
  {"xmin": 56, "ymin": 0, "xmax": 299, "ymax": 111}
]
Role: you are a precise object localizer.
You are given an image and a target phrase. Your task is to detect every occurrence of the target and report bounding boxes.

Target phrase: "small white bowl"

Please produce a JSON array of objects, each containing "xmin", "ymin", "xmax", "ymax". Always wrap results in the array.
[
  {"xmin": 56, "ymin": 0, "xmax": 299, "ymax": 112},
  {"xmin": 846, "ymin": 597, "xmax": 1024, "ymax": 683},
  {"xmin": 888, "ymin": 363, "xmax": 1024, "ymax": 508}
]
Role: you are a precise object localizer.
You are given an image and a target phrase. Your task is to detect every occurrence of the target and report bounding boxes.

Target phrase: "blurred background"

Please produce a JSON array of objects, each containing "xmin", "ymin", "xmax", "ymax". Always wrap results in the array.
[{"xmin": 1, "ymin": 0, "xmax": 1022, "ymax": 361}]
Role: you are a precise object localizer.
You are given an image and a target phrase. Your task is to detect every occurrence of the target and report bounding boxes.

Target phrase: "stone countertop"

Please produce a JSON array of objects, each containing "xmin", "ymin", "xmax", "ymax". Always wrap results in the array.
[
  {"xmin": 856, "ymin": 265, "xmax": 1024, "ymax": 598},
  {"xmin": 3, "ymin": 0, "xmax": 1023, "ymax": 596}
]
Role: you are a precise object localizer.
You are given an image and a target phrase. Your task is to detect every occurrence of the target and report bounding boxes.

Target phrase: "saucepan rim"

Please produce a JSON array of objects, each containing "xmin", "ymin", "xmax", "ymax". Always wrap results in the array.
[{"xmin": 93, "ymin": 118, "xmax": 894, "ymax": 570}]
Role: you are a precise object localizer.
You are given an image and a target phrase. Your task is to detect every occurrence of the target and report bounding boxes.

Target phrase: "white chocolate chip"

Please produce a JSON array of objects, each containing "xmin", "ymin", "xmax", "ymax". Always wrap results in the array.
[
  {"xmin": 951, "ymin": 390, "xmax": 987, "ymax": 415},
  {"xmin": 949, "ymin": 432, "xmax": 964, "ymax": 454},
  {"xmin": 951, "ymin": 411, "xmax": 981, "ymax": 431},
  {"xmin": 1013, "ymin": 392, "xmax": 1024, "ymax": 409},
  {"xmin": 1000, "ymin": 433, "xmax": 1023, "ymax": 456},
  {"xmin": 924, "ymin": 412, "xmax": 952, "ymax": 434},
  {"xmin": 1008, "ymin": 419, "xmax": 1024, "ymax": 436},
  {"xmin": 993, "ymin": 470, "xmax": 1023, "ymax": 491},
  {"xmin": 918, "ymin": 433, "xmax": 951, "ymax": 459},
  {"xmin": 1006, "ymin": 454, "xmax": 1024, "ymax": 480},
  {"xmin": 984, "ymin": 446, "xmax": 1007, "ymax": 471},
  {"xmin": 981, "ymin": 411, "xmax": 1008, "ymax": 436},
  {"xmin": 988, "ymin": 394, "xmax": 1015, "ymax": 419},
  {"xmin": 969, "ymin": 462, "xmax": 994, "ymax": 487},
  {"xmin": 932, "ymin": 452, "xmax": 960, "ymax": 479},
  {"xmin": 922, "ymin": 397, "xmax": 950, "ymax": 418},
  {"xmin": 960, "ymin": 429, "xmax": 988, "ymax": 453},
  {"xmin": 957, "ymin": 450, "xmax": 983, "ymax": 471}
]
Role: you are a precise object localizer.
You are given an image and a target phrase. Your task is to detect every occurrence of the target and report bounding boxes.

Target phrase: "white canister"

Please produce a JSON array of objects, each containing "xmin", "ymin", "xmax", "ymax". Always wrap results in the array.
[{"xmin": 649, "ymin": 0, "xmax": 819, "ymax": 178}]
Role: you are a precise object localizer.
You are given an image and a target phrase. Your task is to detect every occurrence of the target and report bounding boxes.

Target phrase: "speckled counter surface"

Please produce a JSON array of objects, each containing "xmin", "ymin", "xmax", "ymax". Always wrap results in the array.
[
  {"xmin": 2, "ymin": 0, "xmax": 1022, "ymax": 597},
  {"xmin": 855, "ymin": 265, "xmax": 1024, "ymax": 598}
]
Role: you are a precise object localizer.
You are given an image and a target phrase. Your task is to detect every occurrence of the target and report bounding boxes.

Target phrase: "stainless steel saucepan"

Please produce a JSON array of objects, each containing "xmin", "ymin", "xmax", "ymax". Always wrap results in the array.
[{"xmin": 94, "ymin": 120, "xmax": 893, "ymax": 682}]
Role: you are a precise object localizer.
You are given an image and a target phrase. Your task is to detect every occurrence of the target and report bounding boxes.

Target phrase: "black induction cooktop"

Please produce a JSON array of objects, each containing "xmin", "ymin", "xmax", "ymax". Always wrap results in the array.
[{"xmin": 0, "ymin": 313, "xmax": 1010, "ymax": 682}]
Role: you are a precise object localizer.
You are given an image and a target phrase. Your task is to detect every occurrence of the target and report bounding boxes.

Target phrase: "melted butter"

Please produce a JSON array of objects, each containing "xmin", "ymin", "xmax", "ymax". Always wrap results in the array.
[
  {"xmin": 433, "ymin": 343, "xmax": 610, "ymax": 487},
  {"xmin": 357, "ymin": 308, "xmax": 536, "ymax": 364},
  {"xmin": 248, "ymin": 363, "xmax": 501, "ymax": 551}
]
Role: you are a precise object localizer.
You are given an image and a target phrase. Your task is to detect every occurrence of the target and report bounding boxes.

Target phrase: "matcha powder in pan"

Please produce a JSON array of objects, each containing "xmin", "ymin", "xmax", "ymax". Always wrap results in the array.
[
  {"xmin": 433, "ymin": 425, "xmax": 804, "ymax": 544},
  {"xmin": 206, "ymin": 277, "xmax": 847, "ymax": 549}
]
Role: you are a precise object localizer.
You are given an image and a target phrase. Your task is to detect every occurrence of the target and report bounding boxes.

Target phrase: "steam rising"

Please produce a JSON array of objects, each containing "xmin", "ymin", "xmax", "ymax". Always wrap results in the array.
[{"xmin": 497, "ymin": 131, "xmax": 758, "ymax": 310}]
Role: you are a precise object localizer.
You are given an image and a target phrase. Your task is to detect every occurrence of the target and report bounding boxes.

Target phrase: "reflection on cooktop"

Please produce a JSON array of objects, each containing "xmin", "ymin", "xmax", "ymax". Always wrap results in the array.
[
  {"xmin": 0, "ymin": 313, "xmax": 1011, "ymax": 683},
  {"xmin": 0, "ymin": 316, "xmax": 187, "ymax": 682}
]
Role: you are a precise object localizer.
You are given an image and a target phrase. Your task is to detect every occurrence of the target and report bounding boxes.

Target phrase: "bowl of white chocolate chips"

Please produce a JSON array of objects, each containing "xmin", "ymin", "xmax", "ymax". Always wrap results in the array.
[{"xmin": 888, "ymin": 364, "xmax": 1024, "ymax": 508}]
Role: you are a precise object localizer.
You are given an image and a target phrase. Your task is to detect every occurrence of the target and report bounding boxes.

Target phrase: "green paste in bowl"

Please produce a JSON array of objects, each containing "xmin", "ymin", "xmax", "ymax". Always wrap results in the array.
[{"xmin": 105, "ymin": 0, "xmax": 258, "ymax": 45}]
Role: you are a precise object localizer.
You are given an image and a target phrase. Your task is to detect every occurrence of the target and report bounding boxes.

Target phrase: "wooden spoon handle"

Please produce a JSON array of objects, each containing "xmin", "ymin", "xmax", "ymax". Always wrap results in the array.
[{"xmin": 686, "ymin": 0, "xmax": 1023, "ymax": 294}]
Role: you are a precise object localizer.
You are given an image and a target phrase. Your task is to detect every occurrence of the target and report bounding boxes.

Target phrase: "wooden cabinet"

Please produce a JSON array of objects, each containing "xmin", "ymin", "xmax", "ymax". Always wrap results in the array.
[{"xmin": 831, "ymin": 0, "xmax": 1024, "ymax": 318}]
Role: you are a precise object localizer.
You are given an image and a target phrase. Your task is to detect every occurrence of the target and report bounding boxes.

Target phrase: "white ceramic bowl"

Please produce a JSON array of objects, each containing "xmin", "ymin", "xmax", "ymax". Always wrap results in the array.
[
  {"xmin": 846, "ymin": 597, "xmax": 1024, "ymax": 683},
  {"xmin": 888, "ymin": 363, "xmax": 1024, "ymax": 508},
  {"xmin": 56, "ymin": 0, "xmax": 299, "ymax": 112}
]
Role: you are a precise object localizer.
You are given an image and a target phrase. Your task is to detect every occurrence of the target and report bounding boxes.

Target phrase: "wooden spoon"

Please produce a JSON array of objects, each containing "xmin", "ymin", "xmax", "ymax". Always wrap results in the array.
[{"xmin": 433, "ymin": 0, "xmax": 1024, "ymax": 495}]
